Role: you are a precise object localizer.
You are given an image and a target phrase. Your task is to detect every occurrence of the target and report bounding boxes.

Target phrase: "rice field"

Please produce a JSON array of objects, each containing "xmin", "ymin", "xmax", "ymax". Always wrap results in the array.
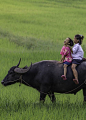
[{"xmin": 0, "ymin": 0, "xmax": 86, "ymax": 120}]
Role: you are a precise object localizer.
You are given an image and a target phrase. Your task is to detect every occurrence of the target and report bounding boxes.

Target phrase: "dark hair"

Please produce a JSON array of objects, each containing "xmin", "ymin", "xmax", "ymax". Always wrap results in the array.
[
  {"xmin": 68, "ymin": 37, "xmax": 74, "ymax": 46},
  {"xmin": 75, "ymin": 34, "xmax": 84, "ymax": 45}
]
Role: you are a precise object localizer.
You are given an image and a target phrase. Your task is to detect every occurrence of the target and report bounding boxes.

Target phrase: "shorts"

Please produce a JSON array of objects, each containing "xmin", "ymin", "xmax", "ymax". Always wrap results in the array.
[
  {"xmin": 63, "ymin": 61, "xmax": 72, "ymax": 65},
  {"xmin": 72, "ymin": 59, "xmax": 82, "ymax": 65}
]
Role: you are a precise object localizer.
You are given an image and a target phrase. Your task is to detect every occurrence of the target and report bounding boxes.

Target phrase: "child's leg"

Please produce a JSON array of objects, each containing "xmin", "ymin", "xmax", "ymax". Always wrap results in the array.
[
  {"xmin": 61, "ymin": 64, "xmax": 68, "ymax": 80},
  {"xmin": 71, "ymin": 64, "xmax": 78, "ymax": 79},
  {"xmin": 71, "ymin": 64, "xmax": 79, "ymax": 84},
  {"xmin": 64, "ymin": 64, "xmax": 68, "ymax": 77}
]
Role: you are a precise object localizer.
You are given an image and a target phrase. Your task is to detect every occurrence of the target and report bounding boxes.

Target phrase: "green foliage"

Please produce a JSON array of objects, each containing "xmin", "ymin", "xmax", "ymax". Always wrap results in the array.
[{"xmin": 0, "ymin": 0, "xmax": 86, "ymax": 120}]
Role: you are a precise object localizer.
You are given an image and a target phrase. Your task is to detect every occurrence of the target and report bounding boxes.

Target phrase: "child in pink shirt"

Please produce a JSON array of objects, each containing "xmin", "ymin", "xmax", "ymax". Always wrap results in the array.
[{"xmin": 60, "ymin": 37, "xmax": 74, "ymax": 80}]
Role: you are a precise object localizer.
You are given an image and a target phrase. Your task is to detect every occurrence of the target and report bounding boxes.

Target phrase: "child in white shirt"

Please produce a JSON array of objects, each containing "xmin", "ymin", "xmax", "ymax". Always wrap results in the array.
[{"xmin": 71, "ymin": 34, "xmax": 84, "ymax": 84}]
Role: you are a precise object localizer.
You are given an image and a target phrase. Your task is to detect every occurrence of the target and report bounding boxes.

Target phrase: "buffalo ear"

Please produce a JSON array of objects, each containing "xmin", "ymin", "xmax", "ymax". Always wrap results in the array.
[{"xmin": 17, "ymin": 58, "xmax": 21, "ymax": 67}]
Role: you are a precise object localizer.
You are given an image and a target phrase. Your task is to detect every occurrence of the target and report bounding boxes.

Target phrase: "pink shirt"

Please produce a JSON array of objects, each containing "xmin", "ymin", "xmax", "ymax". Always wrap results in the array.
[{"xmin": 60, "ymin": 46, "xmax": 72, "ymax": 63}]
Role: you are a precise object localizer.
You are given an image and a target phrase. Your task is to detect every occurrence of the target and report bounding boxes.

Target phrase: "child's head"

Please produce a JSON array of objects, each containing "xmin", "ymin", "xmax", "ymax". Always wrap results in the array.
[
  {"xmin": 64, "ymin": 38, "xmax": 74, "ymax": 46},
  {"xmin": 74, "ymin": 34, "xmax": 84, "ymax": 45}
]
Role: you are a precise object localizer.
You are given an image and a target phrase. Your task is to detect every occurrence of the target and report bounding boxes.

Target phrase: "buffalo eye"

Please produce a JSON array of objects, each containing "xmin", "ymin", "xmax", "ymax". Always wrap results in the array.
[
  {"xmin": 10, "ymin": 71, "xmax": 13, "ymax": 74},
  {"xmin": 8, "ymin": 71, "xmax": 13, "ymax": 74}
]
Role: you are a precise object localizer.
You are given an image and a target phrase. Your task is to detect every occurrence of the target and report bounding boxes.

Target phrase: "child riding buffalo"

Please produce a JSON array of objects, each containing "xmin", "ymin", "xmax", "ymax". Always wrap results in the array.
[{"xmin": 60, "ymin": 37, "xmax": 74, "ymax": 80}]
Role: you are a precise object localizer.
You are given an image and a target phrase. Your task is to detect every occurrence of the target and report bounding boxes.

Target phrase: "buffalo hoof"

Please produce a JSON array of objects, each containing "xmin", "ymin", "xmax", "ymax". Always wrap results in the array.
[
  {"xmin": 84, "ymin": 96, "xmax": 86, "ymax": 101},
  {"xmin": 74, "ymin": 92, "xmax": 76, "ymax": 95},
  {"xmin": 83, "ymin": 101, "xmax": 86, "ymax": 106},
  {"xmin": 40, "ymin": 100, "xmax": 45, "ymax": 104}
]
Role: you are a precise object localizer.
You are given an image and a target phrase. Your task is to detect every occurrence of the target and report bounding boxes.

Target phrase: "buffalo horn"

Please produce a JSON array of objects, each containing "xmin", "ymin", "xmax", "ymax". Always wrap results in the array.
[
  {"xmin": 14, "ymin": 67, "xmax": 30, "ymax": 74},
  {"xmin": 14, "ymin": 63, "xmax": 32, "ymax": 74},
  {"xmin": 16, "ymin": 58, "xmax": 21, "ymax": 67}
]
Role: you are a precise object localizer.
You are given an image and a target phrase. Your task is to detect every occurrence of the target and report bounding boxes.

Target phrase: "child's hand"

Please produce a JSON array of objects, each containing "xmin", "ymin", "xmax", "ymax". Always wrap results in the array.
[
  {"xmin": 67, "ymin": 45, "xmax": 71, "ymax": 48},
  {"xmin": 58, "ymin": 61, "xmax": 63, "ymax": 64},
  {"xmin": 59, "ymin": 55, "xmax": 65, "ymax": 64},
  {"xmin": 61, "ymin": 56, "xmax": 65, "ymax": 61}
]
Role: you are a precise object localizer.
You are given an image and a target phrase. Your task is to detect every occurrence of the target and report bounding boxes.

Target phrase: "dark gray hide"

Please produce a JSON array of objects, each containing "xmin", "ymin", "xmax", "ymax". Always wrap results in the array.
[{"xmin": 1, "ymin": 59, "xmax": 86, "ymax": 103}]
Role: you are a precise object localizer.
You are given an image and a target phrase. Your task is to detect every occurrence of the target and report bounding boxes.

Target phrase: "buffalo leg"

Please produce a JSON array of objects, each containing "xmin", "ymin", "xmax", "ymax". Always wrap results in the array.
[
  {"xmin": 48, "ymin": 92, "xmax": 56, "ymax": 103},
  {"xmin": 40, "ymin": 93, "xmax": 47, "ymax": 103},
  {"xmin": 83, "ymin": 87, "xmax": 86, "ymax": 101},
  {"xmin": 40, "ymin": 85, "xmax": 51, "ymax": 103}
]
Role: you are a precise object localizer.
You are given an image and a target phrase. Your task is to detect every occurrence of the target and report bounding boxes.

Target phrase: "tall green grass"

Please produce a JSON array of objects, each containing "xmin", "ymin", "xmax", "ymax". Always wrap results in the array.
[
  {"xmin": 0, "ymin": 0, "xmax": 86, "ymax": 42},
  {"xmin": 0, "ymin": 0, "xmax": 86, "ymax": 120}
]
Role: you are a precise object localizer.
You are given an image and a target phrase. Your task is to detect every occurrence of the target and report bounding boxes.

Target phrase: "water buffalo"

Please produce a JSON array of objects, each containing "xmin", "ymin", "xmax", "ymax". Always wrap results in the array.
[{"xmin": 1, "ymin": 58, "xmax": 86, "ymax": 103}]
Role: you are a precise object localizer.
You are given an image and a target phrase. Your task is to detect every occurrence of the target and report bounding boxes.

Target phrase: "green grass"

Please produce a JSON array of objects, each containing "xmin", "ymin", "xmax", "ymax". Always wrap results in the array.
[
  {"xmin": 0, "ymin": 0, "xmax": 86, "ymax": 120},
  {"xmin": 0, "ymin": 0, "xmax": 86, "ymax": 41}
]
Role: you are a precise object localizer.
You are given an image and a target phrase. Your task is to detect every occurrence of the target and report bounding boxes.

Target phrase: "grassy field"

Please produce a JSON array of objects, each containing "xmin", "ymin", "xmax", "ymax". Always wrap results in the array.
[{"xmin": 0, "ymin": 0, "xmax": 86, "ymax": 120}]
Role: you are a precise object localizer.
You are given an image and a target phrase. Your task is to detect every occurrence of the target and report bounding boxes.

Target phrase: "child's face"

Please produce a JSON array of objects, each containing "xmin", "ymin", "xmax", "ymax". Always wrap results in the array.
[
  {"xmin": 74, "ymin": 37, "xmax": 79, "ymax": 44},
  {"xmin": 64, "ymin": 38, "xmax": 70, "ymax": 45}
]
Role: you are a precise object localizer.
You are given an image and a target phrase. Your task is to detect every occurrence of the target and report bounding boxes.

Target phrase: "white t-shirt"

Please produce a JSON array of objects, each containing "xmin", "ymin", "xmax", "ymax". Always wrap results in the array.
[{"xmin": 72, "ymin": 43, "xmax": 84, "ymax": 60}]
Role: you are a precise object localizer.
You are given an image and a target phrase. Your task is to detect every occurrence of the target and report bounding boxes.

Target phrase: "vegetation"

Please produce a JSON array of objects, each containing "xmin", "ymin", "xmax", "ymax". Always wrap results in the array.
[{"xmin": 0, "ymin": 0, "xmax": 86, "ymax": 119}]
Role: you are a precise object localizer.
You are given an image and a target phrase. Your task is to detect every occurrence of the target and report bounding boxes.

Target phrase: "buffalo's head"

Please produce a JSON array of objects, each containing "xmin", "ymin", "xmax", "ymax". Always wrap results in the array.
[{"xmin": 1, "ymin": 58, "xmax": 31, "ymax": 86}]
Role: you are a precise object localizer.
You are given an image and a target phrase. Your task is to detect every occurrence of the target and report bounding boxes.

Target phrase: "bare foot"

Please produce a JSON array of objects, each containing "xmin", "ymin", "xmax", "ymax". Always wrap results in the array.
[
  {"xmin": 73, "ymin": 79, "xmax": 79, "ymax": 84},
  {"xmin": 61, "ymin": 75, "xmax": 67, "ymax": 80}
]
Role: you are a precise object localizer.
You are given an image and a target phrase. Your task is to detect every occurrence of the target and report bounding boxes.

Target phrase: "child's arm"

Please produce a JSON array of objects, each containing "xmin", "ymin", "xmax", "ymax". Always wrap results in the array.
[
  {"xmin": 61, "ymin": 55, "xmax": 65, "ymax": 62},
  {"xmin": 59, "ymin": 46, "xmax": 66, "ymax": 63},
  {"xmin": 67, "ymin": 45, "xmax": 73, "ymax": 53},
  {"xmin": 59, "ymin": 55, "xmax": 65, "ymax": 63}
]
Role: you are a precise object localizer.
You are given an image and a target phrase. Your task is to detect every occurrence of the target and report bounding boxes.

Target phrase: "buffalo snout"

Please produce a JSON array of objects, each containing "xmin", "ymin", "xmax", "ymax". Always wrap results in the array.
[
  {"xmin": 1, "ymin": 80, "xmax": 7, "ymax": 86},
  {"xmin": 1, "ymin": 80, "xmax": 4, "ymax": 85}
]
